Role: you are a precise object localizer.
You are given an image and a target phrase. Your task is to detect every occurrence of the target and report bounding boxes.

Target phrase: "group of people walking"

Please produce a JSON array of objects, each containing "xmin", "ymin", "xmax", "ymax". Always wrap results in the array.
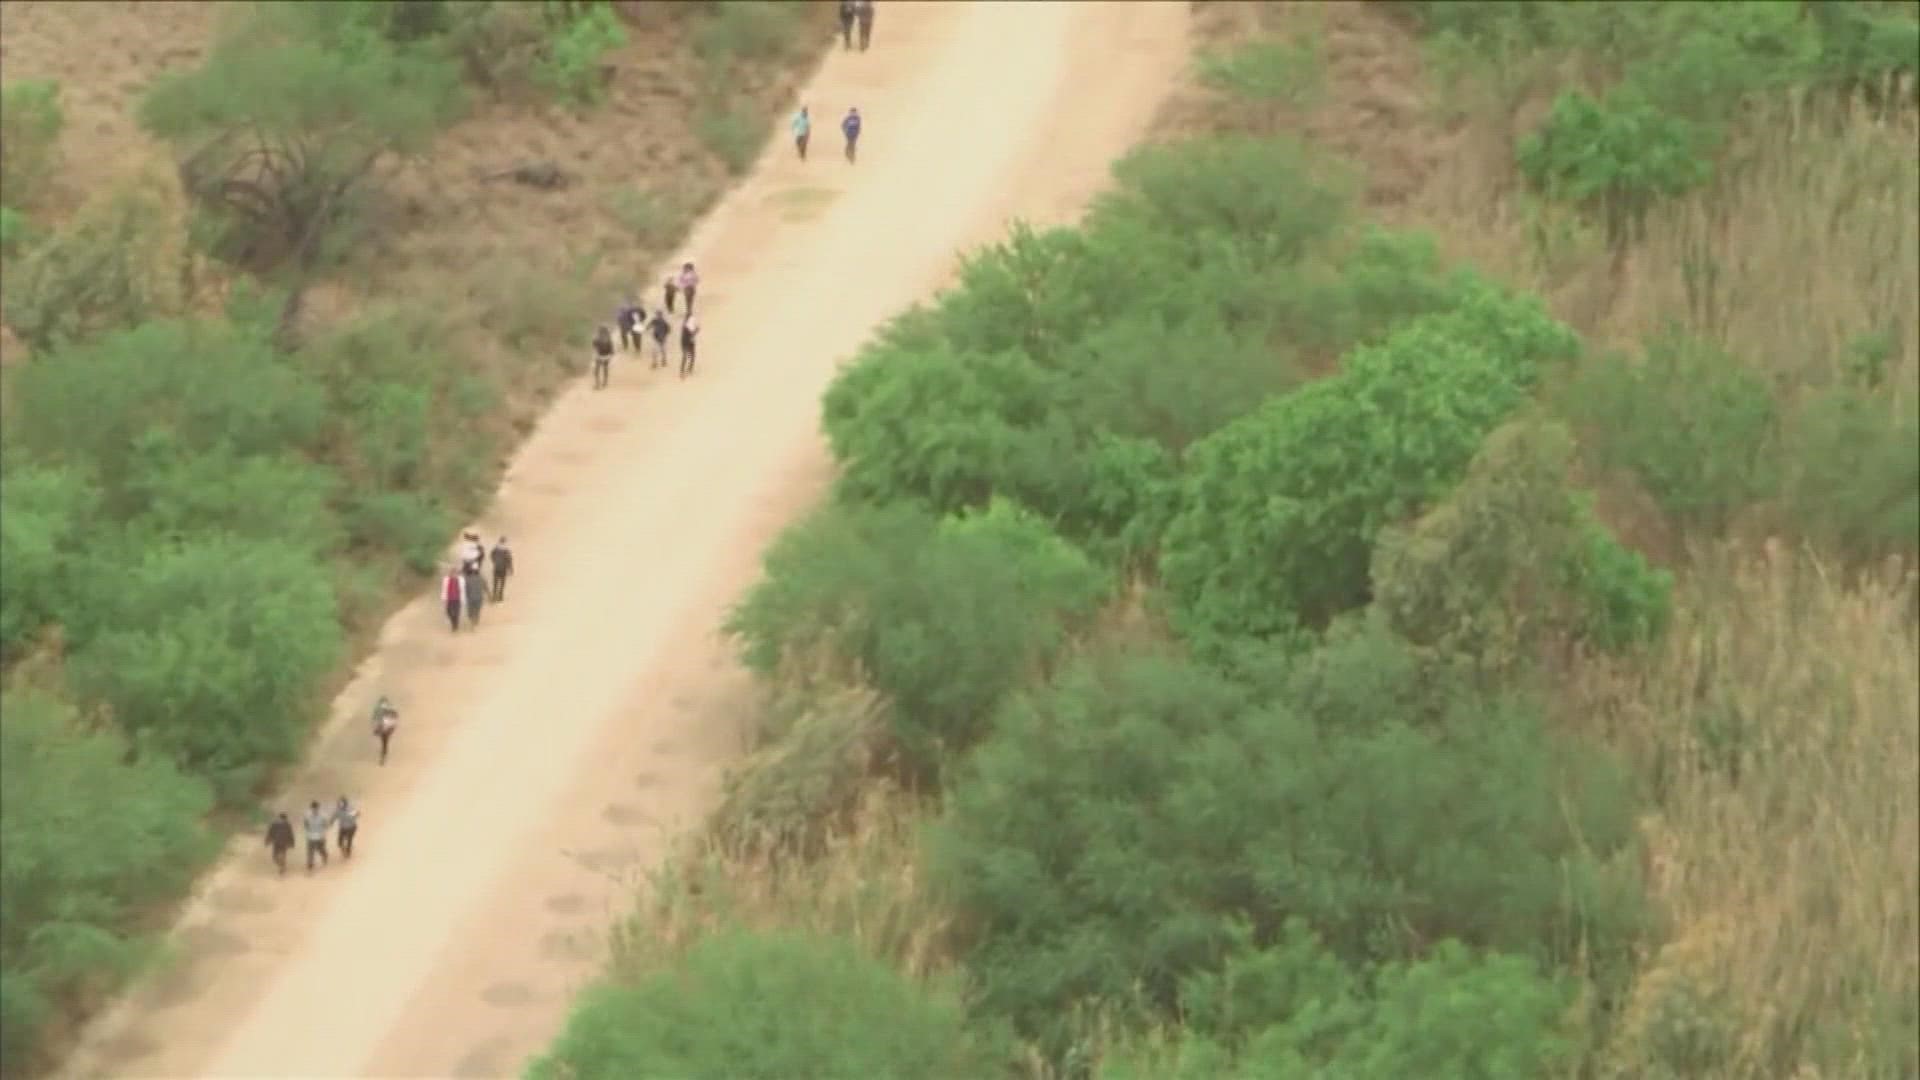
[
  {"xmin": 264, "ymin": 797, "xmax": 362, "ymax": 876},
  {"xmin": 596, "ymin": 262, "xmax": 703, "ymax": 386},
  {"xmin": 790, "ymin": 105, "xmax": 862, "ymax": 163},
  {"xmin": 442, "ymin": 532, "xmax": 513, "ymax": 633},
  {"xmin": 838, "ymin": 0, "xmax": 875, "ymax": 51}
]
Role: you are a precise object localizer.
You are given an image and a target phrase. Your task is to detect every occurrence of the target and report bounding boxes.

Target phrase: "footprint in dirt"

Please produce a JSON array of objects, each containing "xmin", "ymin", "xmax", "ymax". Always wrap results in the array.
[
  {"xmin": 544, "ymin": 892, "xmax": 589, "ymax": 916},
  {"xmin": 540, "ymin": 927, "xmax": 600, "ymax": 964},
  {"xmin": 602, "ymin": 802, "xmax": 650, "ymax": 827}
]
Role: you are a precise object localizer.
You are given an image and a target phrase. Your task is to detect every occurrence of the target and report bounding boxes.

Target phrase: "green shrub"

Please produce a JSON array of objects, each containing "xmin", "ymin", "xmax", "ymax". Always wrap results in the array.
[
  {"xmin": 343, "ymin": 489, "xmax": 457, "ymax": 574},
  {"xmin": 534, "ymin": 3, "xmax": 625, "ymax": 106},
  {"xmin": 690, "ymin": 1, "xmax": 814, "ymax": 67},
  {"xmin": 1558, "ymin": 333, "xmax": 1782, "ymax": 534},
  {"xmin": 725, "ymin": 500, "xmax": 1108, "ymax": 780},
  {"xmin": 6, "ymin": 319, "xmax": 326, "ymax": 518},
  {"xmin": 1102, "ymin": 937, "xmax": 1577, "ymax": 1080},
  {"xmin": 602, "ymin": 186, "xmax": 689, "ymax": 247},
  {"xmin": 929, "ymin": 638, "xmax": 1643, "ymax": 1060},
  {"xmin": 0, "ymin": 689, "xmax": 213, "ymax": 1075},
  {"xmin": 0, "ymin": 80, "xmax": 64, "ymax": 211},
  {"xmin": 1, "ymin": 182, "xmax": 196, "ymax": 353},
  {"xmin": 1517, "ymin": 88, "xmax": 1716, "ymax": 247},
  {"xmin": 0, "ymin": 465, "xmax": 98, "ymax": 659},
  {"xmin": 0, "ymin": 206, "xmax": 27, "ymax": 256},
  {"xmin": 695, "ymin": 102, "xmax": 763, "ymax": 176},
  {"xmin": 66, "ymin": 534, "xmax": 342, "ymax": 800},
  {"xmin": 1778, "ymin": 383, "xmax": 1920, "ymax": 561},
  {"xmin": 1195, "ymin": 35, "xmax": 1324, "ymax": 126},
  {"xmin": 1160, "ymin": 285, "xmax": 1580, "ymax": 644},
  {"xmin": 525, "ymin": 928, "xmax": 1000, "ymax": 1080}
]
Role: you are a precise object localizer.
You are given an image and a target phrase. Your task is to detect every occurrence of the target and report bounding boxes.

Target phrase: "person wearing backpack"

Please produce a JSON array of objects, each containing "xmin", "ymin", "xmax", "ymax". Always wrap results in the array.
[
  {"xmin": 616, "ymin": 299, "xmax": 642, "ymax": 352},
  {"xmin": 371, "ymin": 695, "xmax": 399, "ymax": 765}
]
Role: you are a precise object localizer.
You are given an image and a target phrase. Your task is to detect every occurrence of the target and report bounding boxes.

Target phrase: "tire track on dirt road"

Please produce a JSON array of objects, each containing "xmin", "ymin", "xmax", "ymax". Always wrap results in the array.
[{"xmin": 57, "ymin": 4, "xmax": 1188, "ymax": 1077}]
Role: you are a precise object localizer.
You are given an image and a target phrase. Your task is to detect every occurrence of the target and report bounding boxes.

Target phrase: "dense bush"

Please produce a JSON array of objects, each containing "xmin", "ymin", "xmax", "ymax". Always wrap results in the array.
[
  {"xmin": 0, "ymin": 691, "xmax": 213, "ymax": 1075},
  {"xmin": 929, "ymin": 634, "xmax": 1644, "ymax": 1059},
  {"xmin": 725, "ymin": 500, "xmax": 1109, "ymax": 780},
  {"xmin": 1160, "ymin": 284, "xmax": 1582, "ymax": 645},
  {"xmin": 1101, "ymin": 936, "xmax": 1576, "ymax": 1079},
  {"xmin": 822, "ymin": 139, "xmax": 1468, "ymax": 564},
  {"xmin": 0, "ymin": 465, "xmax": 97, "ymax": 661},
  {"xmin": 525, "ymin": 928, "xmax": 1000, "ymax": 1080},
  {"xmin": 1516, "ymin": 88, "xmax": 1715, "ymax": 247},
  {"xmin": 0, "ymin": 80, "xmax": 64, "ymax": 211}
]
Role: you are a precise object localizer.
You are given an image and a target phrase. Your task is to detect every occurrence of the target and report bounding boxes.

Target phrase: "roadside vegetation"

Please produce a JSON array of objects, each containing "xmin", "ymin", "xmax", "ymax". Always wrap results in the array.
[
  {"xmin": 534, "ymin": 2, "xmax": 1918, "ymax": 1078},
  {"xmin": 0, "ymin": 1, "xmax": 829, "ymax": 1072}
]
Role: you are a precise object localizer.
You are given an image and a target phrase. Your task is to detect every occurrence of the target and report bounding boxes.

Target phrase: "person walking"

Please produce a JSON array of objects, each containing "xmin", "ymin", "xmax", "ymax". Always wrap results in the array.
[
  {"xmin": 463, "ymin": 562, "xmax": 487, "ymax": 628},
  {"xmin": 647, "ymin": 308, "xmax": 671, "ymax": 369},
  {"xmin": 841, "ymin": 107, "xmax": 862, "ymax": 163},
  {"xmin": 371, "ymin": 695, "xmax": 399, "ymax": 765},
  {"xmin": 838, "ymin": 0, "xmax": 856, "ymax": 49},
  {"xmin": 616, "ymin": 298, "xmax": 642, "ymax": 352},
  {"xmin": 461, "ymin": 531, "xmax": 486, "ymax": 575},
  {"xmin": 680, "ymin": 314, "xmax": 701, "ymax": 378},
  {"xmin": 441, "ymin": 566, "xmax": 463, "ymax": 632},
  {"xmin": 591, "ymin": 325, "xmax": 615, "ymax": 389},
  {"xmin": 335, "ymin": 797, "xmax": 361, "ymax": 860},
  {"xmin": 792, "ymin": 105, "xmax": 811, "ymax": 161},
  {"xmin": 662, "ymin": 273, "xmax": 678, "ymax": 314},
  {"xmin": 303, "ymin": 801, "xmax": 333, "ymax": 873},
  {"xmin": 489, "ymin": 536, "xmax": 513, "ymax": 601},
  {"xmin": 265, "ymin": 812, "xmax": 296, "ymax": 877},
  {"xmin": 677, "ymin": 262, "xmax": 701, "ymax": 314},
  {"xmin": 855, "ymin": 0, "xmax": 875, "ymax": 51}
]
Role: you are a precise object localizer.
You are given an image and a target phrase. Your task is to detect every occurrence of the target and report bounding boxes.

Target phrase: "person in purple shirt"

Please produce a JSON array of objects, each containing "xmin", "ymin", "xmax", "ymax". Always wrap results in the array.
[
  {"xmin": 677, "ymin": 262, "xmax": 700, "ymax": 314},
  {"xmin": 842, "ymin": 107, "xmax": 862, "ymax": 163}
]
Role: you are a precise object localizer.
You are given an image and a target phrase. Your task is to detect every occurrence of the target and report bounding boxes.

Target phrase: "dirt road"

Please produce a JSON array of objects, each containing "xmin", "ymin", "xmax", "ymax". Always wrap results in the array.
[{"xmin": 58, "ymin": 4, "xmax": 1187, "ymax": 1077}]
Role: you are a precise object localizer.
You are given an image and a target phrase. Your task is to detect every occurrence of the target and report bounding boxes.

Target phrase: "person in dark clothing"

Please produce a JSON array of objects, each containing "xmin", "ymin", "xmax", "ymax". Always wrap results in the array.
[
  {"xmin": 591, "ymin": 325, "xmax": 615, "ymax": 389},
  {"xmin": 303, "ymin": 801, "xmax": 332, "ymax": 872},
  {"xmin": 842, "ymin": 107, "xmax": 862, "ymax": 163},
  {"xmin": 371, "ymin": 695, "xmax": 399, "ymax": 765},
  {"xmin": 489, "ymin": 536, "xmax": 513, "ymax": 601},
  {"xmin": 838, "ymin": 0, "xmax": 856, "ymax": 48},
  {"xmin": 441, "ymin": 568, "xmax": 463, "ymax": 632},
  {"xmin": 265, "ymin": 812, "xmax": 296, "ymax": 877},
  {"xmin": 335, "ymin": 797, "xmax": 361, "ymax": 859},
  {"xmin": 616, "ymin": 300, "xmax": 642, "ymax": 352},
  {"xmin": 662, "ymin": 274, "xmax": 678, "ymax": 314},
  {"xmin": 463, "ymin": 564, "xmax": 487, "ymax": 628},
  {"xmin": 855, "ymin": 0, "xmax": 874, "ymax": 50},
  {"xmin": 647, "ymin": 309, "xmax": 672, "ymax": 369},
  {"xmin": 680, "ymin": 314, "xmax": 700, "ymax": 378}
]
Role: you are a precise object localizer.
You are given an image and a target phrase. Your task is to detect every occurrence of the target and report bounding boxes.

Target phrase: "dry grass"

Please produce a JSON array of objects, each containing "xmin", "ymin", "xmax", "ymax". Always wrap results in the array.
[
  {"xmin": 609, "ymin": 784, "xmax": 951, "ymax": 985},
  {"xmin": 1566, "ymin": 543, "xmax": 1918, "ymax": 1077}
]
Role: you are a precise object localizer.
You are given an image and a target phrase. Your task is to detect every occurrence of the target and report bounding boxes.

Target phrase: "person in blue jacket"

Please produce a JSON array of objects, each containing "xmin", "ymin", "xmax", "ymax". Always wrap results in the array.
[{"xmin": 841, "ymin": 106, "xmax": 862, "ymax": 163}]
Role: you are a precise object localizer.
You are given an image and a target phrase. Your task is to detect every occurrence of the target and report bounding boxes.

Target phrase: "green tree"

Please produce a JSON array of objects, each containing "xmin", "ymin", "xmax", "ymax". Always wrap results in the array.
[
  {"xmin": 725, "ymin": 500, "xmax": 1109, "ymax": 779},
  {"xmin": 525, "ymin": 928, "xmax": 1000, "ymax": 1080},
  {"xmin": 138, "ymin": 1, "xmax": 464, "ymax": 272},
  {"xmin": 0, "ymin": 464, "xmax": 98, "ymax": 660},
  {"xmin": 0, "ymin": 690, "xmax": 213, "ymax": 1074},
  {"xmin": 929, "ymin": 637, "xmax": 1642, "ymax": 1060},
  {"xmin": 1160, "ymin": 285, "xmax": 1581, "ymax": 645},
  {"xmin": 65, "ymin": 535, "xmax": 341, "ymax": 799},
  {"xmin": 6, "ymin": 318, "xmax": 326, "ymax": 520}
]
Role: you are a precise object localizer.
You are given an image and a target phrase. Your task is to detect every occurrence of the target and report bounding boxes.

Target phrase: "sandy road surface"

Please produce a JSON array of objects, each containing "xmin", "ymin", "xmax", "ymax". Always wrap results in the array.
[{"xmin": 57, "ymin": 4, "xmax": 1187, "ymax": 1077}]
